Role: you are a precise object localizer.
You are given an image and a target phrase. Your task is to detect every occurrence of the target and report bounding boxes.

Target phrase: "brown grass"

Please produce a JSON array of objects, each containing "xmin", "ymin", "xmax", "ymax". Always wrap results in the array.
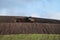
[{"xmin": 0, "ymin": 23, "xmax": 60, "ymax": 34}]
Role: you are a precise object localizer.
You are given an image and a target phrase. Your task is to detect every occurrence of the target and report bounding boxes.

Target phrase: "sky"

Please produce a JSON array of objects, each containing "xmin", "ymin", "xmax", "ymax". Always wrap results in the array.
[{"xmin": 0, "ymin": 0, "xmax": 60, "ymax": 20}]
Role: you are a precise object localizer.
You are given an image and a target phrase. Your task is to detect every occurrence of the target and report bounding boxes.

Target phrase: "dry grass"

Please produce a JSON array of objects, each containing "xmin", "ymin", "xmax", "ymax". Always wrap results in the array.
[{"xmin": 0, "ymin": 23, "xmax": 60, "ymax": 34}]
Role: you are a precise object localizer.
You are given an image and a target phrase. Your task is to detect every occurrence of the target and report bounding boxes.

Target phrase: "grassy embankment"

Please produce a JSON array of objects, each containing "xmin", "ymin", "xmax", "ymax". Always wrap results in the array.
[{"xmin": 0, "ymin": 34, "xmax": 60, "ymax": 40}]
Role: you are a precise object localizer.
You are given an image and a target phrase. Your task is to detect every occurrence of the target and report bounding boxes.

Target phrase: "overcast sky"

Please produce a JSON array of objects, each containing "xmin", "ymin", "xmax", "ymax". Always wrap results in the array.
[{"xmin": 0, "ymin": 0, "xmax": 60, "ymax": 19}]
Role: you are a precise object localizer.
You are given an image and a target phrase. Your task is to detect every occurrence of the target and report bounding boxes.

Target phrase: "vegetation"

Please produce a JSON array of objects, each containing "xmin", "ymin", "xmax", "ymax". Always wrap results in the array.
[{"xmin": 0, "ymin": 34, "xmax": 60, "ymax": 40}]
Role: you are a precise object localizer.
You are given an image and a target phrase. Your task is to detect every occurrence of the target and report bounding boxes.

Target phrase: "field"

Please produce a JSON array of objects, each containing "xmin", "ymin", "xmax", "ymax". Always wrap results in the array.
[
  {"xmin": 0, "ymin": 34, "xmax": 60, "ymax": 40},
  {"xmin": 0, "ymin": 23, "xmax": 60, "ymax": 34},
  {"xmin": 0, "ymin": 23, "xmax": 60, "ymax": 40}
]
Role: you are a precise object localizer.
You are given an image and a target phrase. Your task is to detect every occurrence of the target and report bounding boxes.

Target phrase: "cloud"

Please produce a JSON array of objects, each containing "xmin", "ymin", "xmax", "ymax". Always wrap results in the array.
[
  {"xmin": 0, "ymin": 0, "xmax": 36, "ymax": 8},
  {"xmin": 29, "ymin": 13, "xmax": 40, "ymax": 17},
  {"xmin": 0, "ymin": 8, "xmax": 9, "ymax": 16},
  {"xmin": 41, "ymin": 12, "xmax": 60, "ymax": 20},
  {"xmin": 0, "ymin": 8, "xmax": 30, "ymax": 16},
  {"xmin": 49, "ymin": 13, "xmax": 60, "ymax": 20},
  {"xmin": 0, "ymin": 13, "xmax": 8, "ymax": 16},
  {"xmin": 0, "ymin": 8, "xmax": 40, "ymax": 17}
]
